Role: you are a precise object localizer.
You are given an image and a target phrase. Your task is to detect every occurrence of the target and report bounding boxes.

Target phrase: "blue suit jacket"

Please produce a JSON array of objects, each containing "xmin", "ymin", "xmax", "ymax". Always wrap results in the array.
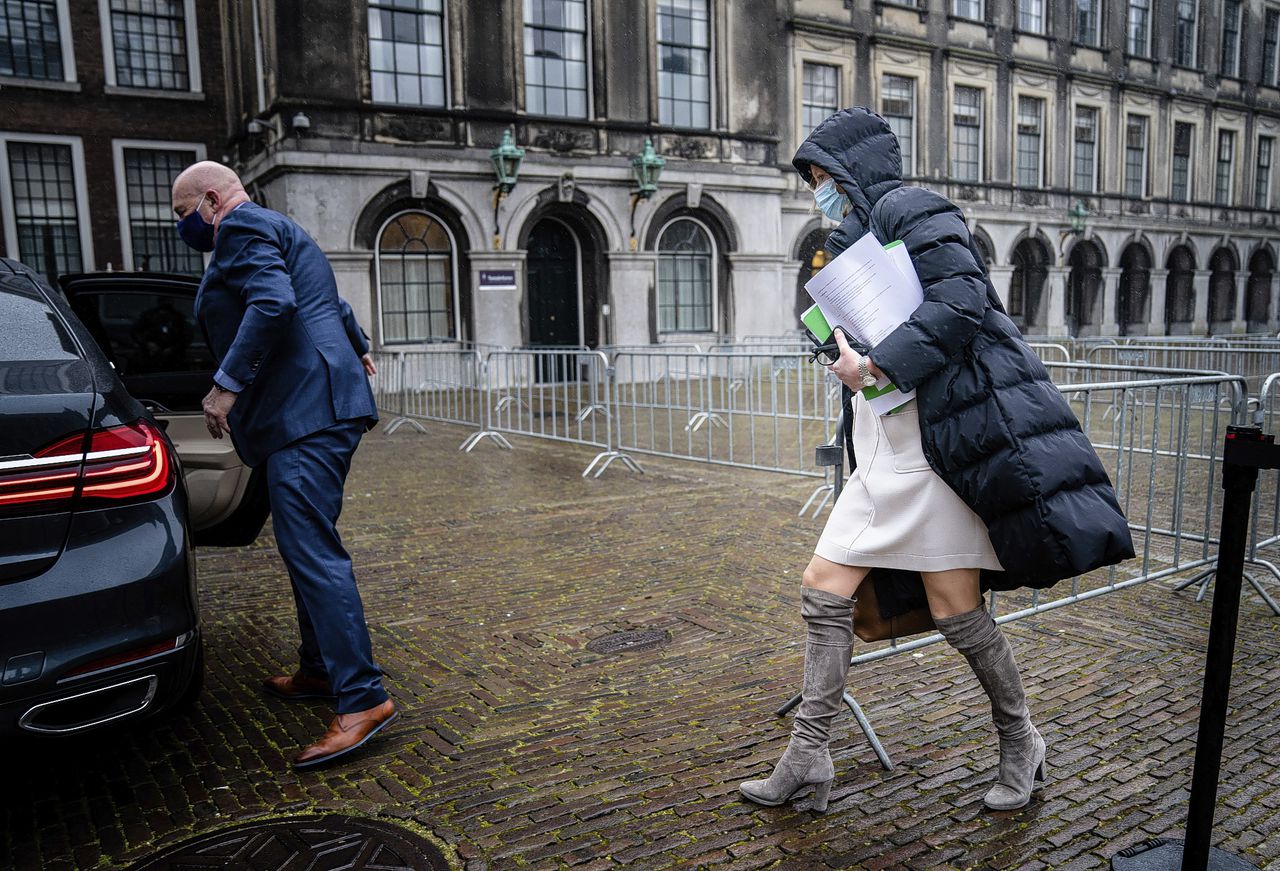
[{"xmin": 196, "ymin": 202, "xmax": 377, "ymax": 468}]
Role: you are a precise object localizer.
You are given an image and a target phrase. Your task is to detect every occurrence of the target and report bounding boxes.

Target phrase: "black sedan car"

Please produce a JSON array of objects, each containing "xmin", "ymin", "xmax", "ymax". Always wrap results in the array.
[{"xmin": 0, "ymin": 258, "xmax": 235, "ymax": 738}]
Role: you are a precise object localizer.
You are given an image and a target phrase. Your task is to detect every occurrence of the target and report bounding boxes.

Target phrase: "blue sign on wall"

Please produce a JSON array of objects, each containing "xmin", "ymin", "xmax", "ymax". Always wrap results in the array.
[{"xmin": 479, "ymin": 270, "xmax": 517, "ymax": 290}]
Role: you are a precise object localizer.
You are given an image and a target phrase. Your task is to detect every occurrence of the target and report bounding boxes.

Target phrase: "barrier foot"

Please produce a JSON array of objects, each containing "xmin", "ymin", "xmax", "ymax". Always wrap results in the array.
[
  {"xmin": 800, "ymin": 484, "xmax": 834, "ymax": 518},
  {"xmin": 383, "ymin": 416, "xmax": 428, "ymax": 436},
  {"xmin": 459, "ymin": 431, "xmax": 513, "ymax": 453},
  {"xmin": 1172, "ymin": 564, "xmax": 1280, "ymax": 616},
  {"xmin": 844, "ymin": 692, "xmax": 894, "ymax": 772},
  {"xmin": 773, "ymin": 688, "xmax": 894, "ymax": 772},
  {"xmin": 582, "ymin": 451, "xmax": 644, "ymax": 479},
  {"xmin": 685, "ymin": 412, "xmax": 726, "ymax": 432},
  {"xmin": 1243, "ymin": 571, "xmax": 1280, "ymax": 616}
]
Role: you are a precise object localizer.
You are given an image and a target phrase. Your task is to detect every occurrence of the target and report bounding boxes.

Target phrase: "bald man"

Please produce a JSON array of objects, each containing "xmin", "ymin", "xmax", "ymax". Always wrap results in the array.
[{"xmin": 172, "ymin": 161, "xmax": 396, "ymax": 769}]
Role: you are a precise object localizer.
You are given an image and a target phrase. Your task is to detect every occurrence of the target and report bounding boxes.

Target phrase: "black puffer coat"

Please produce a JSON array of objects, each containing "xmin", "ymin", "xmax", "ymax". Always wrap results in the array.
[{"xmin": 794, "ymin": 108, "xmax": 1134, "ymax": 615}]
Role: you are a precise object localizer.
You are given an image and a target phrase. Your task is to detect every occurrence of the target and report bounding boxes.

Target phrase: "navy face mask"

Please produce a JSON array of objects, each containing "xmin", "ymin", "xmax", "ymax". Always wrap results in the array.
[{"xmin": 176, "ymin": 195, "xmax": 216, "ymax": 252}]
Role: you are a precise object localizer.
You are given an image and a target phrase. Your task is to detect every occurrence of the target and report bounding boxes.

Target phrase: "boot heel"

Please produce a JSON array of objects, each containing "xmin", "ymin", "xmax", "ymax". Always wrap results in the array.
[
  {"xmin": 1034, "ymin": 759, "xmax": 1047, "ymax": 783},
  {"xmin": 811, "ymin": 779, "xmax": 833, "ymax": 812}
]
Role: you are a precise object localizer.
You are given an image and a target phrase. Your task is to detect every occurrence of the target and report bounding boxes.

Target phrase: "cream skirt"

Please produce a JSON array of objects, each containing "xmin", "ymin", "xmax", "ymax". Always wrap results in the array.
[{"xmin": 813, "ymin": 393, "xmax": 1003, "ymax": 572}]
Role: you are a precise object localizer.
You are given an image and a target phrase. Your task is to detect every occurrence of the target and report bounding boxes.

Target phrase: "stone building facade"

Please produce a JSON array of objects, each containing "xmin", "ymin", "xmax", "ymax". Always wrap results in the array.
[
  {"xmin": 220, "ymin": 0, "xmax": 1280, "ymax": 348},
  {"xmin": 0, "ymin": 0, "xmax": 225, "ymax": 278}
]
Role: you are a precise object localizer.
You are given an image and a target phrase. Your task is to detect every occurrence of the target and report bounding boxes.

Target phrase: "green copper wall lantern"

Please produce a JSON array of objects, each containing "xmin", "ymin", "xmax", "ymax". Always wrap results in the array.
[
  {"xmin": 629, "ymin": 138, "xmax": 666, "ymax": 250},
  {"xmin": 490, "ymin": 128, "xmax": 525, "ymax": 249}
]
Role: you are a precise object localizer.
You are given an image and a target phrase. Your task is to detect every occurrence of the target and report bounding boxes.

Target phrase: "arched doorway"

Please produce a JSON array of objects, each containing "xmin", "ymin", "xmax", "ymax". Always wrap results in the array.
[
  {"xmin": 1208, "ymin": 247, "xmax": 1238, "ymax": 334},
  {"xmin": 527, "ymin": 218, "xmax": 582, "ymax": 348},
  {"xmin": 795, "ymin": 228, "xmax": 831, "ymax": 323},
  {"xmin": 1165, "ymin": 245, "xmax": 1196, "ymax": 336},
  {"xmin": 1247, "ymin": 247, "xmax": 1274, "ymax": 332},
  {"xmin": 1009, "ymin": 237, "xmax": 1050, "ymax": 333},
  {"xmin": 1117, "ymin": 244, "xmax": 1151, "ymax": 336},
  {"xmin": 1067, "ymin": 240, "xmax": 1105, "ymax": 337}
]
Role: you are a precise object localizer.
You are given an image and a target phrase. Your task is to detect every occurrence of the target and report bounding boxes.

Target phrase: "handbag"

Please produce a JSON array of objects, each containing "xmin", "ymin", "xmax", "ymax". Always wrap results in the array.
[{"xmin": 853, "ymin": 573, "xmax": 937, "ymax": 643}]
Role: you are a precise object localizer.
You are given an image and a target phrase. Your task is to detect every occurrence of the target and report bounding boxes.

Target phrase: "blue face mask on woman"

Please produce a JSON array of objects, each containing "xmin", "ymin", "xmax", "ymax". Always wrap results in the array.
[
  {"xmin": 813, "ymin": 178, "xmax": 849, "ymax": 223},
  {"xmin": 176, "ymin": 195, "xmax": 216, "ymax": 252}
]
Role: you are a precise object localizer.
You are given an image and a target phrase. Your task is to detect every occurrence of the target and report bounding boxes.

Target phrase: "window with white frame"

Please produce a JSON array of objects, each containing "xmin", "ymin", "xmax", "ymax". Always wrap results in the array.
[
  {"xmin": 1, "ymin": 0, "xmax": 70, "ymax": 81},
  {"xmin": 2, "ymin": 137, "xmax": 85, "ymax": 275},
  {"xmin": 657, "ymin": 218, "xmax": 714, "ymax": 332},
  {"xmin": 1073, "ymin": 105, "xmax": 1099, "ymax": 192},
  {"xmin": 801, "ymin": 62, "xmax": 838, "ymax": 138},
  {"xmin": 524, "ymin": 0, "xmax": 587, "ymax": 118},
  {"xmin": 1172, "ymin": 122, "xmax": 1194, "ymax": 202},
  {"xmin": 119, "ymin": 145, "xmax": 203, "ymax": 274},
  {"xmin": 1015, "ymin": 96, "xmax": 1044, "ymax": 187},
  {"xmin": 1127, "ymin": 0, "xmax": 1150, "ymax": 56},
  {"xmin": 1256, "ymin": 136, "xmax": 1273, "ymax": 209},
  {"xmin": 377, "ymin": 211, "xmax": 457, "ymax": 343},
  {"xmin": 657, "ymin": 0, "xmax": 711, "ymax": 129},
  {"xmin": 1265, "ymin": 8, "xmax": 1280, "ymax": 87},
  {"xmin": 1221, "ymin": 0, "xmax": 1241, "ymax": 78},
  {"xmin": 368, "ymin": 0, "xmax": 446, "ymax": 107},
  {"xmin": 952, "ymin": 0, "xmax": 982, "ymax": 21},
  {"xmin": 1018, "ymin": 0, "xmax": 1045, "ymax": 34},
  {"xmin": 1215, "ymin": 129, "xmax": 1236, "ymax": 205},
  {"xmin": 952, "ymin": 85, "xmax": 982, "ymax": 182},
  {"xmin": 105, "ymin": 0, "xmax": 193, "ymax": 91},
  {"xmin": 1124, "ymin": 114, "xmax": 1148, "ymax": 197},
  {"xmin": 1173, "ymin": 0, "xmax": 1197, "ymax": 67},
  {"xmin": 1075, "ymin": 0, "xmax": 1100, "ymax": 46},
  {"xmin": 881, "ymin": 74, "xmax": 915, "ymax": 176}
]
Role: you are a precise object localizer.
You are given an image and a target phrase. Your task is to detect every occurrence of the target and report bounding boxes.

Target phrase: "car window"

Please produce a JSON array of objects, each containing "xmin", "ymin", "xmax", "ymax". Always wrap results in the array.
[
  {"xmin": 0, "ymin": 278, "xmax": 79, "ymax": 362},
  {"xmin": 68, "ymin": 290, "xmax": 213, "ymax": 376}
]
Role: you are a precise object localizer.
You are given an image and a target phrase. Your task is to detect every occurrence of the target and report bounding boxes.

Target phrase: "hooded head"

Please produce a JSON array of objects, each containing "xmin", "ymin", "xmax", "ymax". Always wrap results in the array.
[{"xmin": 793, "ymin": 107, "xmax": 903, "ymax": 240}]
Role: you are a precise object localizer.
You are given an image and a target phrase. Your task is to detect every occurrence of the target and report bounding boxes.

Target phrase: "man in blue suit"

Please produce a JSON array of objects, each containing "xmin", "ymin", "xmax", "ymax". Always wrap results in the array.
[{"xmin": 171, "ymin": 162, "xmax": 396, "ymax": 769}]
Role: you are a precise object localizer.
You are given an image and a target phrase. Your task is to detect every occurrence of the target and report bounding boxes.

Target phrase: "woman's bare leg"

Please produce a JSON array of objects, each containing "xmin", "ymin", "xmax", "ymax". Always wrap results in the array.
[
  {"xmin": 802, "ymin": 554, "xmax": 871, "ymax": 599},
  {"xmin": 920, "ymin": 568, "xmax": 982, "ymax": 618}
]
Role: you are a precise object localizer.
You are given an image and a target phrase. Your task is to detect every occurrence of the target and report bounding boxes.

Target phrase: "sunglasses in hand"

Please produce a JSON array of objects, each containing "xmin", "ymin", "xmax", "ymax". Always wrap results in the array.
[{"xmin": 807, "ymin": 328, "xmax": 868, "ymax": 366}]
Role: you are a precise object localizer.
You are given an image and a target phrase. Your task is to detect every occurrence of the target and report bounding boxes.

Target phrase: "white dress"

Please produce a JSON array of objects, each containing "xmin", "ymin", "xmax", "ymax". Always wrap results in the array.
[{"xmin": 814, "ymin": 393, "xmax": 1004, "ymax": 572}]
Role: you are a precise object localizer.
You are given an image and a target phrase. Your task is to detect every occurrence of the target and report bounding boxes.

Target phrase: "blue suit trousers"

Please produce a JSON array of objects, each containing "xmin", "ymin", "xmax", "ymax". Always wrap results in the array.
[{"xmin": 265, "ymin": 419, "xmax": 387, "ymax": 714}]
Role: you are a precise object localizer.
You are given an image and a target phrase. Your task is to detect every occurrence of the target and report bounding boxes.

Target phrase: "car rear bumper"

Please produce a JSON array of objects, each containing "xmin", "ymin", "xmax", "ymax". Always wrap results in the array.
[{"xmin": 0, "ymin": 495, "xmax": 199, "ymax": 738}]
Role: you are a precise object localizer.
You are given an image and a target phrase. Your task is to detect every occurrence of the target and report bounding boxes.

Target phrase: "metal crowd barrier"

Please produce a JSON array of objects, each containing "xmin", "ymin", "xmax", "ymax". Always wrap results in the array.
[
  {"xmin": 458, "ymin": 348, "xmax": 641, "ymax": 478},
  {"xmin": 1086, "ymin": 344, "xmax": 1280, "ymax": 393},
  {"xmin": 371, "ymin": 349, "xmax": 485, "ymax": 436}
]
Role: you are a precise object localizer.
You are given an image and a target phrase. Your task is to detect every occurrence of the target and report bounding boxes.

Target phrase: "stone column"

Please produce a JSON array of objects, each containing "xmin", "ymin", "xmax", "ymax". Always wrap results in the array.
[
  {"xmin": 988, "ymin": 266, "xmax": 1014, "ymax": 311},
  {"xmin": 328, "ymin": 251, "xmax": 376, "ymax": 343},
  {"xmin": 1101, "ymin": 267, "xmax": 1122, "ymax": 336},
  {"xmin": 1146, "ymin": 268, "xmax": 1168, "ymax": 337},
  {"xmin": 606, "ymin": 251, "xmax": 657, "ymax": 348},
  {"xmin": 469, "ymin": 249, "xmax": 527, "ymax": 350},
  {"xmin": 727, "ymin": 254, "xmax": 788, "ymax": 339},
  {"xmin": 1044, "ymin": 266, "xmax": 1069, "ymax": 336},
  {"xmin": 1232, "ymin": 272, "xmax": 1249, "ymax": 334},
  {"xmin": 1192, "ymin": 269, "xmax": 1212, "ymax": 336},
  {"xmin": 1271, "ymin": 274, "xmax": 1280, "ymax": 334}
]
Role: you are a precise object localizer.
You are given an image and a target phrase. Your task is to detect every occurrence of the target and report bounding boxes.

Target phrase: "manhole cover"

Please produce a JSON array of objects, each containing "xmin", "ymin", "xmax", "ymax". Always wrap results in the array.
[
  {"xmin": 127, "ymin": 815, "xmax": 451, "ymax": 871},
  {"xmin": 586, "ymin": 629, "xmax": 670, "ymax": 654}
]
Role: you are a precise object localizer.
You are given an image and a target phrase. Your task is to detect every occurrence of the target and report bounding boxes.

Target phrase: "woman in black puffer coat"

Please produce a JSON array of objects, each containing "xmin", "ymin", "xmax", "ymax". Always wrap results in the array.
[{"xmin": 740, "ymin": 108, "xmax": 1134, "ymax": 814}]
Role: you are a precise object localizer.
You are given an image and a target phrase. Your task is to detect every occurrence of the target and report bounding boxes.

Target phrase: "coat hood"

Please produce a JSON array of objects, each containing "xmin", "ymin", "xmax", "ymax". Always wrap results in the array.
[{"xmin": 793, "ymin": 107, "xmax": 903, "ymax": 243}]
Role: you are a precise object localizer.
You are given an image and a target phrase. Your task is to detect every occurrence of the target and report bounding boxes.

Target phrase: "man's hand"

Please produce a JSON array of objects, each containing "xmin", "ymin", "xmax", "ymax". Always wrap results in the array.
[
  {"xmin": 202, "ymin": 386, "xmax": 237, "ymax": 439},
  {"xmin": 826, "ymin": 328, "xmax": 883, "ymax": 389},
  {"xmin": 361, "ymin": 353, "xmax": 377, "ymax": 377}
]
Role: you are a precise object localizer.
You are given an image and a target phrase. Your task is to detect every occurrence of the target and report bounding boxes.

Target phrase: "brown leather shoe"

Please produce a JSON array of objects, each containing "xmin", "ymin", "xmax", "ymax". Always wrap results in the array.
[
  {"xmin": 293, "ymin": 699, "xmax": 397, "ymax": 770},
  {"xmin": 262, "ymin": 670, "xmax": 336, "ymax": 701}
]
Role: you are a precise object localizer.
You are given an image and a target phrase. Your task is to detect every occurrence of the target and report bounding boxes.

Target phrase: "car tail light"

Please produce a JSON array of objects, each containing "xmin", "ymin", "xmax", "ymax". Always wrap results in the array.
[
  {"xmin": 63, "ymin": 637, "xmax": 179, "ymax": 679},
  {"xmin": 0, "ymin": 420, "xmax": 173, "ymax": 513}
]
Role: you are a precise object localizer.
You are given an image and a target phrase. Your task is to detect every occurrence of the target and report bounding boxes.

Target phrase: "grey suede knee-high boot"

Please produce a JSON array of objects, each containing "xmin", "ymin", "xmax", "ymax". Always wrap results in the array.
[
  {"xmin": 934, "ymin": 605, "xmax": 1046, "ymax": 811},
  {"xmin": 739, "ymin": 587, "xmax": 854, "ymax": 812}
]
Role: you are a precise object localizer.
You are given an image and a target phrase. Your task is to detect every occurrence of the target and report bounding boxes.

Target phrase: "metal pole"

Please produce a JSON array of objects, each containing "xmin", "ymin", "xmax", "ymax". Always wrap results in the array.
[{"xmin": 1181, "ymin": 447, "xmax": 1258, "ymax": 870}]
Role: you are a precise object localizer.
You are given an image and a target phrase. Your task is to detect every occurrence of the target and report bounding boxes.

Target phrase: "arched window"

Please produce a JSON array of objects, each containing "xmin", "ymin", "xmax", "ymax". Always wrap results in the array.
[
  {"xmin": 1009, "ymin": 237, "xmax": 1049, "ymax": 332},
  {"xmin": 1068, "ymin": 240, "xmax": 1104, "ymax": 337},
  {"xmin": 794, "ymin": 227, "xmax": 831, "ymax": 323},
  {"xmin": 1208, "ymin": 248, "xmax": 1238, "ymax": 328},
  {"xmin": 377, "ymin": 211, "xmax": 457, "ymax": 343},
  {"xmin": 1165, "ymin": 245, "xmax": 1196, "ymax": 334},
  {"xmin": 972, "ymin": 231, "xmax": 995, "ymax": 269},
  {"xmin": 1118, "ymin": 244, "xmax": 1151, "ymax": 335},
  {"xmin": 657, "ymin": 218, "xmax": 715, "ymax": 332},
  {"xmin": 1247, "ymin": 248, "xmax": 1274, "ymax": 331}
]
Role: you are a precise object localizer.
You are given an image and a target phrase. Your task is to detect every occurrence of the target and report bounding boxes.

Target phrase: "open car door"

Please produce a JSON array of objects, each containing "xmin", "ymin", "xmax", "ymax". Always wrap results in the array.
[{"xmin": 59, "ymin": 274, "xmax": 269, "ymax": 545}]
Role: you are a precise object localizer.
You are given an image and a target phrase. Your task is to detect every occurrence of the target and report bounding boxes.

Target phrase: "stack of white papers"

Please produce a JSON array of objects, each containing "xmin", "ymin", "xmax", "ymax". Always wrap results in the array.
[{"xmin": 802, "ymin": 233, "xmax": 925, "ymax": 415}]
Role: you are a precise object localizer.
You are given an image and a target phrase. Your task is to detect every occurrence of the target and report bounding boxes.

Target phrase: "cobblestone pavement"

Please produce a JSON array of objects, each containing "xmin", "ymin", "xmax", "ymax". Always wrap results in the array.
[{"xmin": 4, "ymin": 423, "xmax": 1280, "ymax": 871}]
